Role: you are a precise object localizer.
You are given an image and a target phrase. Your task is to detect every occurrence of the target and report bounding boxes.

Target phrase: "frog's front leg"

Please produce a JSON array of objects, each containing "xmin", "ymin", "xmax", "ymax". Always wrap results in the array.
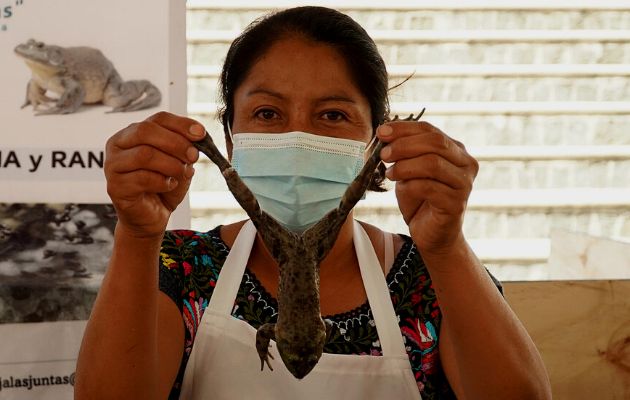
[
  {"xmin": 35, "ymin": 77, "xmax": 84, "ymax": 115},
  {"xmin": 256, "ymin": 323, "xmax": 276, "ymax": 371},
  {"xmin": 22, "ymin": 80, "xmax": 54, "ymax": 110}
]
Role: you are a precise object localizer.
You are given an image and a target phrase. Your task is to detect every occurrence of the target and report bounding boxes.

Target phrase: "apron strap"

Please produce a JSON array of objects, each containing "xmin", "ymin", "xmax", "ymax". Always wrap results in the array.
[
  {"xmin": 383, "ymin": 230, "xmax": 394, "ymax": 275},
  {"xmin": 353, "ymin": 221, "xmax": 408, "ymax": 358},
  {"xmin": 207, "ymin": 220, "xmax": 257, "ymax": 315}
]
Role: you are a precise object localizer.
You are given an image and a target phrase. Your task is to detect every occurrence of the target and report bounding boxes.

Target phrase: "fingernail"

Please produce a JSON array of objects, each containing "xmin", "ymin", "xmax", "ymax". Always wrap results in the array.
[
  {"xmin": 378, "ymin": 125, "xmax": 393, "ymax": 137},
  {"xmin": 189, "ymin": 124, "xmax": 205, "ymax": 138},
  {"xmin": 380, "ymin": 146, "xmax": 391, "ymax": 160},
  {"xmin": 167, "ymin": 177, "xmax": 178, "ymax": 189},
  {"xmin": 187, "ymin": 147, "xmax": 199, "ymax": 163},
  {"xmin": 385, "ymin": 166, "xmax": 393, "ymax": 179},
  {"xmin": 184, "ymin": 164, "xmax": 195, "ymax": 179}
]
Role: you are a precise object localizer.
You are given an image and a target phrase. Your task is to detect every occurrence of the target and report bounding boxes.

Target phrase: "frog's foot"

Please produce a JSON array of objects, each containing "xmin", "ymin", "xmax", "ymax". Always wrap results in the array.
[
  {"xmin": 22, "ymin": 96, "xmax": 54, "ymax": 110},
  {"xmin": 324, "ymin": 319, "xmax": 333, "ymax": 342},
  {"xmin": 105, "ymin": 80, "xmax": 161, "ymax": 113},
  {"xmin": 256, "ymin": 323, "xmax": 276, "ymax": 372},
  {"xmin": 34, "ymin": 105, "xmax": 75, "ymax": 116}
]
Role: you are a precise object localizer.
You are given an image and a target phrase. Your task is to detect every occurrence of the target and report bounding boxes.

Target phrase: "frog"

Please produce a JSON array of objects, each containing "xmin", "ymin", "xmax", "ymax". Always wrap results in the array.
[
  {"xmin": 193, "ymin": 111, "xmax": 424, "ymax": 379},
  {"xmin": 14, "ymin": 39, "xmax": 161, "ymax": 115}
]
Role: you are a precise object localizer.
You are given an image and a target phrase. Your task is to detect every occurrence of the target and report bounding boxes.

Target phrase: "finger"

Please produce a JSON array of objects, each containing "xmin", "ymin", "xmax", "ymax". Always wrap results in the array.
[
  {"xmin": 385, "ymin": 154, "xmax": 473, "ymax": 191},
  {"xmin": 377, "ymin": 120, "xmax": 444, "ymax": 140},
  {"xmin": 145, "ymin": 111, "xmax": 207, "ymax": 142},
  {"xmin": 110, "ymin": 121, "xmax": 199, "ymax": 165},
  {"xmin": 160, "ymin": 165, "xmax": 196, "ymax": 211},
  {"xmin": 107, "ymin": 144, "xmax": 189, "ymax": 178},
  {"xmin": 379, "ymin": 126, "xmax": 472, "ymax": 168},
  {"xmin": 107, "ymin": 170, "xmax": 178, "ymax": 200}
]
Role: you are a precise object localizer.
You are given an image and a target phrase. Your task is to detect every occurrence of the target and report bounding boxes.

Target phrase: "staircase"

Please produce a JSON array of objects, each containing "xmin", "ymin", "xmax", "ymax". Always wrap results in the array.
[{"xmin": 185, "ymin": 0, "xmax": 630, "ymax": 280}]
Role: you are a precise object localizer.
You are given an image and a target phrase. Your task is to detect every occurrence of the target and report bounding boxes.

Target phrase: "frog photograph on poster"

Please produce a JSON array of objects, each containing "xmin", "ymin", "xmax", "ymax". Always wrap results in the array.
[{"xmin": 14, "ymin": 39, "xmax": 162, "ymax": 115}]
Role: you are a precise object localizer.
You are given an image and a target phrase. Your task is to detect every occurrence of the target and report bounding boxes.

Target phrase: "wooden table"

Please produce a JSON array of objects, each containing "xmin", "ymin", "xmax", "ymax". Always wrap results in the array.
[{"xmin": 505, "ymin": 280, "xmax": 630, "ymax": 399}]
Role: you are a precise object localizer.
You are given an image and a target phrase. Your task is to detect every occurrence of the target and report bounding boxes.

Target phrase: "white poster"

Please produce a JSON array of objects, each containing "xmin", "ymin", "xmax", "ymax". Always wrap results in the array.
[{"xmin": 0, "ymin": 0, "xmax": 188, "ymax": 398}]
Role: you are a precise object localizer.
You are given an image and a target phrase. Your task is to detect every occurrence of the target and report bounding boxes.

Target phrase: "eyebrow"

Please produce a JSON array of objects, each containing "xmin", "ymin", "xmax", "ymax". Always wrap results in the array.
[
  {"xmin": 315, "ymin": 95, "xmax": 358, "ymax": 105},
  {"xmin": 246, "ymin": 88, "xmax": 286, "ymax": 100},
  {"xmin": 246, "ymin": 88, "xmax": 358, "ymax": 105}
]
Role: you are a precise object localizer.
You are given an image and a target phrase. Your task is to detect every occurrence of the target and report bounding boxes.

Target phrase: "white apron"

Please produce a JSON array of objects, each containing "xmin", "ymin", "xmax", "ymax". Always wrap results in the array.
[{"xmin": 179, "ymin": 220, "xmax": 421, "ymax": 400}]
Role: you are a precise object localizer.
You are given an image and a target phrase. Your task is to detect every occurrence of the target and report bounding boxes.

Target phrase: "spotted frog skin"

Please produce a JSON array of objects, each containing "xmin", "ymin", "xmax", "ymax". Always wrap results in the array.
[
  {"xmin": 194, "ymin": 112, "xmax": 423, "ymax": 379},
  {"xmin": 14, "ymin": 39, "xmax": 161, "ymax": 115}
]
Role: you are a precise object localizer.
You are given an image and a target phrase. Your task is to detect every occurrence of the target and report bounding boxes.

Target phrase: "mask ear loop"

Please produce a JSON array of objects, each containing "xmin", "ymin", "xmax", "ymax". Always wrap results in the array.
[
  {"xmin": 227, "ymin": 122, "xmax": 234, "ymax": 143},
  {"xmin": 366, "ymin": 130, "xmax": 386, "ymax": 167},
  {"xmin": 366, "ymin": 134, "xmax": 378, "ymax": 154}
]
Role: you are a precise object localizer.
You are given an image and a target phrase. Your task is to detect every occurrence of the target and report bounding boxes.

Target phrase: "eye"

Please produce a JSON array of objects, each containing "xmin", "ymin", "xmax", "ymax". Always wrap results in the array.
[
  {"xmin": 321, "ymin": 111, "xmax": 348, "ymax": 122},
  {"xmin": 254, "ymin": 108, "xmax": 279, "ymax": 121}
]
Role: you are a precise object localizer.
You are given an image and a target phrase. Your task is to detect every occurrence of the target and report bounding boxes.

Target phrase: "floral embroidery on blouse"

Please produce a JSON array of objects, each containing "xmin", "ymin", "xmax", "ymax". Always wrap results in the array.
[{"xmin": 159, "ymin": 226, "xmax": 459, "ymax": 399}]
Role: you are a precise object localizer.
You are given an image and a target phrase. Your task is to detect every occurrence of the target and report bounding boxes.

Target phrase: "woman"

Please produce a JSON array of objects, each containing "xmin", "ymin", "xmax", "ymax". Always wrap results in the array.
[{"xmin": 75, "ymin": 6, "xmax": 551, "ymax": 399}]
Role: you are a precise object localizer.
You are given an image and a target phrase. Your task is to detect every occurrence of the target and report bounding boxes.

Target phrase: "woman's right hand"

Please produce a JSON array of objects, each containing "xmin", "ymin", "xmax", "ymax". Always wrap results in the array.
[{"xmin": 104, "ymin": 111, "xmax": 205, "ymax": 239}]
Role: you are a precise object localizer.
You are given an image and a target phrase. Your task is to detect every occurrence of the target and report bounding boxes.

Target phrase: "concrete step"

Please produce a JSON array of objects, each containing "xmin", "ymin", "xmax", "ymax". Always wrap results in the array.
[
  {"xmin": 186, "ymin": 29, "xmax": 630, "ymax": 65},
  {"xmin": 187, "ymin": 29, "xmax": 630, "ymax": 44},
  {"xmin": 187, "ymin": 0, "xmax": 630, "ymax": 11},
  {"xmin": 189, "ymin": 75, "xmax": 630, "ymax": 103},
  {"xmin": 189, "ymin": 63, "xmax": 630, "ymax": 78},
  {"xmin": 431, "ymin": 115, "xmax": 630, "ymax": 146},
  {"xmin": 475, "ymin": 159, "xmax": 630, "ymax": 189},
  {"xmin": 187, "ymin": 2, "xmax": 630, "ymax": 31},
  {"xmin": 187, "ymin": 40, "xmax": 630, "ymax": 66}
]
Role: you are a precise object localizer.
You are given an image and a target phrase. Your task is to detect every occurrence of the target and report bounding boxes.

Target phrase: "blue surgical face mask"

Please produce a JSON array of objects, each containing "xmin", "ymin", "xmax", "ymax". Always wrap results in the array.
[{"xmin": 230, "ymin": 130, "xmax": 367, "ymax": 233}]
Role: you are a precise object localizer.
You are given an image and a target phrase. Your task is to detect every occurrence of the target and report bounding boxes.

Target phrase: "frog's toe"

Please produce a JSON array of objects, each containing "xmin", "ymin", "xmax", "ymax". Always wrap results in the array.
[
  {"xmin": 34, "ymin": 107, "xmax": 60, "ymax": 116},
  {"xmin": 256, "ymin": 322, "xmax": 276, "ymax": 372},
  {"xmin": 259, "ymin": 345, "xmax": 274, "ymax": 371},
  {"xmin": 260, "ymin": 352, "xmax": 274, "ymax": 372}
]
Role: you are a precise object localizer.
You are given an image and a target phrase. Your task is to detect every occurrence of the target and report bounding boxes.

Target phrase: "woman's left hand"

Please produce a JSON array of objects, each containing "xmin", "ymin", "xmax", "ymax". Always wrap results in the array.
[{"xmin": 377, "ymin": 120, "xmax": 479, "ymax": 258}]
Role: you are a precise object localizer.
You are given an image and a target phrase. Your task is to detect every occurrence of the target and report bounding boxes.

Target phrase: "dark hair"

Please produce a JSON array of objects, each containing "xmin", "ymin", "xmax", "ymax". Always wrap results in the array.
[{"xmin": 219, "ymin": 6, "xmax": 389, "ymax": 191}]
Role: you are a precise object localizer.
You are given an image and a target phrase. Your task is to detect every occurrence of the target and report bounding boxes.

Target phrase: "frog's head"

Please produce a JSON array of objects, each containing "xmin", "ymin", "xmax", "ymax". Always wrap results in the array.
[
  {"xmin": 14, "ymin": 39, "xmax": 64, "ymax": 69},
  {"xmin": 277, "ymin": 330, "xmax": 326, "ymax": 379}
]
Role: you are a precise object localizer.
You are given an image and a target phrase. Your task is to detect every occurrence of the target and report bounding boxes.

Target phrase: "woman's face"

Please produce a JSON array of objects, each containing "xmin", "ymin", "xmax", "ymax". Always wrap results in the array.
[{"xmin": 231, "ymin": 36, "xmax": 373, "ymax": 146}]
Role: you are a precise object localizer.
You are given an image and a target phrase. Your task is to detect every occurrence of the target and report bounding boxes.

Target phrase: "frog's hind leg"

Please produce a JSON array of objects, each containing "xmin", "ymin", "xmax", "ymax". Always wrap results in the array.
[
  {"xmin": 256, "ymin": 323, "xmax": 276, "ymax": 371},
  {"xmin": 22, "ymin": 80, "xmax": 55, "ymax": 110},
  {"xmin": 105, "ymin": 80, "xmax": 162, "ymax": 113}
]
